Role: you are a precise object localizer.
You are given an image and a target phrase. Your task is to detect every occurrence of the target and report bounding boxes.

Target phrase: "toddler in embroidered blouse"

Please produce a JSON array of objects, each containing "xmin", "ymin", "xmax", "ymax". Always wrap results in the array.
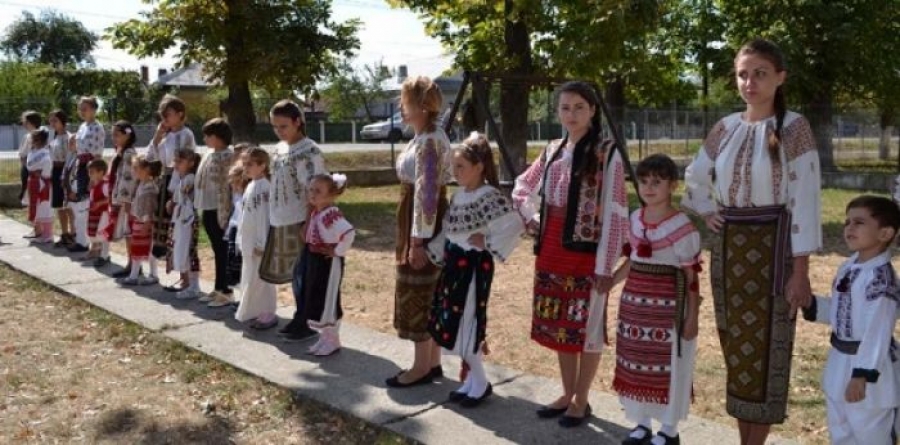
[
  {"xmin": 611, "ymin": 154, "xmax": 702, "ymax": 445},
  {"xmin": 425, "ymin": 132, "xmax": 524, "ymax": 407},
  {"xmin": 801, "ymin": 195, "xmax": 900, "ymax": 445},
  {"xmin": 293, "ymin": 173, "xmax": 355, "ymax": 356}
]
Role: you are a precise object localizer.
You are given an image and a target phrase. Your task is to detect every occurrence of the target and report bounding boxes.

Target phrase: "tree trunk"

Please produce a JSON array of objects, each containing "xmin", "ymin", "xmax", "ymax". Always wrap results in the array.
[
  {"xmin": 604, "ymin": 75, "xmax": 626, "ymax": 136},
  {"xmin": 879, "ymin": 108, "xmax": 895, "ymax": 160},
  {"xmin": 224, "ymin": 81, "xmax": 256, "ymax": 142},
  {"xmin": 499, "ymin": 0, "xmax": 532, "ymax": 180},
  {"xmin": 806, "ymin": 89, "xmax": 836, "ymax": 171}
]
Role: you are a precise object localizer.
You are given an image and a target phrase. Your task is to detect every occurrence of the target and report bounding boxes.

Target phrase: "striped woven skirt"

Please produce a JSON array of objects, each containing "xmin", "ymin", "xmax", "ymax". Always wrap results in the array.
[
  {"xmin": 130, "ymin": 218, "xmax": 153, "ymax": 262},
  {"xmin": 712, "ymin": 205, "xmax": 794, "ymax": 424},
  {"xmin": 531, "ymin": 206, "xmax": 597, "ymax": 353}
]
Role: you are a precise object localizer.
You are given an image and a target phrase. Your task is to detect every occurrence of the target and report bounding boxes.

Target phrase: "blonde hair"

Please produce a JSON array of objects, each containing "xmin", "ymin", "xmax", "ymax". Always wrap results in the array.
[{"xmin": 400, "ymin": 76, "xmax": 442, "ymax": 131}]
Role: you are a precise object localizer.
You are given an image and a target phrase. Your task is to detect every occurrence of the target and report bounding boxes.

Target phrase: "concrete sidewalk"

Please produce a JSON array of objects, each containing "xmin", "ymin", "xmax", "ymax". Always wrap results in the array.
[{"xmin": 0, "ymin": 215, "xmax": 800, "ymax": 445}]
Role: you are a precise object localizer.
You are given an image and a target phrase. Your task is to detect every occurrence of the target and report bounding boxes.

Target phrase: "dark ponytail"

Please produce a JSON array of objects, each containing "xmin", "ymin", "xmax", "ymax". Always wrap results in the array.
[{"xmin": 769, "ymin": 86, "xmax": 787, "ymax": 159}]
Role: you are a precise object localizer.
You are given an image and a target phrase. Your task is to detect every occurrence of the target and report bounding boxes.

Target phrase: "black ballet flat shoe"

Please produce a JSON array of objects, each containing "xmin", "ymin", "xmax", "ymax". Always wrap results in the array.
[
  {"xmin": 385, "ymin": 370, "xmax": 434, "ymax": 388},
  {"xmin": 558, "ymin": 404, "xmax": 592, "ymax": 428},
  {"xmin": 622, "ymin": 425, "xmax": 653, "ymax": 445},
  {"xmin": 536, "ymin": 405, "xmax": 569, "ymax": 419},
  {"xmin": 652, "ymin": 432, "xmax": 680, "ymax": 445},
  {"xmin": 278, "ymin": 321, "xmax": 298, "ymax": 335},
  {"xmin": 430, "ymin": 365, "xmax": 444, "ymax": 379},
  {"xmin": 448, "ymin": 390, "xmax": 467, "ymax": 403},
  {"xmin": 282, "ymin": 327, "xmax": 317, "ymax": 342},
  {"xmin": 460, "ymin": 384, "xmax": 493, "ymax": 408}
]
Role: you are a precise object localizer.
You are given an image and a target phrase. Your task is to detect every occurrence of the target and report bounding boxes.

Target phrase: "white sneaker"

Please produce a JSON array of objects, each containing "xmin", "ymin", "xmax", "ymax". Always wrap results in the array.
[{"xmin": 175, "ymin": 289, "xmax": 200, "ymax": 300}]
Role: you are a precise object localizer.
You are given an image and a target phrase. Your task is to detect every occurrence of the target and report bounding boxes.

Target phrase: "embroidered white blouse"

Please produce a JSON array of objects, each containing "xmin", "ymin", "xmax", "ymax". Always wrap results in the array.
[
  {"xmin": 395, "ymin": 129, "xmax": 453, "ymax": 239},
  {"xmin": 147, "ymin": 127, "xmax": 196, "ymax": 169},
  {"xmin": 805, "ymin": 251, "xmax": 900, "ymax": 409},
  {"xmin": 626, "ymin": 209, "xmax": 701, "ymax": 268},
  {"xmin": 49, "ymin": 130, "xmax": 70, "ymax": 164},
  {"xmin": 238, "ymin": 178, "xmax": 271, "ymax": 254},
  {"xmin": 269, "ymin": 138, "xmax": 327, "ymax": 227},
  {"xmin": 682, "ymin": 111, "xmax": 822, "ymax": 256},
  {"xmin": 305, "ymin": 205, "xmax": 356, "ymax": 257},
  {"xmin": 75, "ymin": 121, "xmax": 105, "ymax": 158}
]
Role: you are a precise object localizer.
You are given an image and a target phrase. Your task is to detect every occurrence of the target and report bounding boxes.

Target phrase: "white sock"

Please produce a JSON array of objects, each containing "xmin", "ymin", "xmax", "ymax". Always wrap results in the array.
[
  {"xmin": 629, "ymin": 416, "xmax": 652, "ymax": 438},
  {"xmin": 189, "ymin": 272, "xmax": 200, "ymax": 291},
  {"xmin": 100, "ymin": 241, "xmax": 109, "ymax": 258},
  {"xmin": 464, "ymin": 352, "xmax": 489, "ymax": 398},
  {"xmin": 129, "ymin": 260, "xmax": 143, "ymax": 279},
  {"xmin": 148, "ymin": 257, "xmax": 158, "ymax": 278},
  {"xmin": 659, "ymin": 423, "xmax": 678, "ymax": 437},
  {"xmin": 456, "ymin": 374, "xmax": 473, "ymax": 394}
]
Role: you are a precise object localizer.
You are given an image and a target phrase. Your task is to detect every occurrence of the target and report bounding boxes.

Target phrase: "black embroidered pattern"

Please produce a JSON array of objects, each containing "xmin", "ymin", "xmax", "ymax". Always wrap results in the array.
[
  {"xmin": 444, "ymin": 189, "xmax": 512, "ymax": 234},
  {"xmin": 866, "ymin": 263, "xmax": 900, "ymax": 303}
]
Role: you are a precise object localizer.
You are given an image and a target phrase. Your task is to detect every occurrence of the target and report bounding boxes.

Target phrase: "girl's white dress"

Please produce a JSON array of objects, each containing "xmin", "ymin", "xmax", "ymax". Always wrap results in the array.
[
  {"xmin": 169, "ymin": 172, "xmax": 196, "ymax": 273},
  {"xmin": 236, "ymin": 178, "xmax": 277, "ymax": 322}
]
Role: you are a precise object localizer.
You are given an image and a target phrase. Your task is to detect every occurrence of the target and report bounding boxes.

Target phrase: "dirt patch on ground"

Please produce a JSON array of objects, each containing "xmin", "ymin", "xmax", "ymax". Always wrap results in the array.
[{"xmin": 0, "ymin": 265, "xmax": 408, "ymax": 444}]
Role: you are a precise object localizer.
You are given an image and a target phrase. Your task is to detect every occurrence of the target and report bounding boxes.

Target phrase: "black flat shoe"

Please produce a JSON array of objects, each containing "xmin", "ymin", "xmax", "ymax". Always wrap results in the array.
[
  {"xmin": 558, "ymin": 404, "xmax": 592, "ymax": 428},
  {"xmin": 622, "ymin": 425, "xmax": 653, "ymax": 445},
  {"xmin": 282, "ymin": 327, "xmax": 317, "ymax": 342},
  {"xmin": 67, "ymin": 244, "xmax": 89, "ymax": 253},
  {"xmin": 536, "ymin": 405, "xmax": 569, "ymax": 419},
  {"xmin": 448, "ymin": 390, "xmax": 467, "ymax": 403},
  {"xmin": 460, "ymin": 384, "xmax": 493, "ymax": 408},
  {"xmin": 278, "ymin": 321, "xmax": 298, "ymax": 335},
  {"xmin": 385, "ymin": 370, "xmax": 433, "ymax": 388},
  {"xmin": 430, "ymin": 365, "xmax": 444, "ymax": 379},
  {"xmin": 652, "ymin": 432, "xmax": 680, "ymax": 445}
]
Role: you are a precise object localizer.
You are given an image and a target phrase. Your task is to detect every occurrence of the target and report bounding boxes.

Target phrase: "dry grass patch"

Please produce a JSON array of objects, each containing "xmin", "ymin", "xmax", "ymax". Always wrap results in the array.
[{"xmin": 0, "ymin": 265, "xmax": 408, "ymax": 445}]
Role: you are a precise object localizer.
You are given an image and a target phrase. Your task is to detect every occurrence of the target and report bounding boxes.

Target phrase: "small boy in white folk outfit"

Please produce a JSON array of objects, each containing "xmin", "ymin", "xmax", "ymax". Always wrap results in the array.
[
  {"xmin": 301, "ymin": 173, "xmax": 355, "ymax": 356},
  {"xmin": 235, "ymin": 148, "xmax": 277, "ymax": 329},
  {"xmin": 25, "ymin": 129, "xmax": 53, "ymax": 243},
  {"xmin": 802, "ymin": 195, "xmax": 900, "ymax": 445},
  {"xmin": 612, "ymin": 154, "xmax": 702, "ymax": 445},
  {"xmin": 196, "ymin": 118, "xmax": 235, "ymax": 307}
]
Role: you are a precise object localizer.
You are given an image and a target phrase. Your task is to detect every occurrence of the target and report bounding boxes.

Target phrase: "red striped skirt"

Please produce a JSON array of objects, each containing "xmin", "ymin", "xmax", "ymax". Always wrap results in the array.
[
  {"xmin": 87, "ymin": 205, "xmax": 108, "ymax": 237},
  {"xmin": 612, "ymin": 262, "xmax": 685, "ymax": 404},
  {"xmin": 130, "ymin": 218, "xmax": 153, "ymax": 261},
  {"xmin": 27, "ymin": 172, "xmax": 50, "ymax": 223},
  {"xmin": 531, "ymin": 206, "xmax": 597, "ymax": 353}
]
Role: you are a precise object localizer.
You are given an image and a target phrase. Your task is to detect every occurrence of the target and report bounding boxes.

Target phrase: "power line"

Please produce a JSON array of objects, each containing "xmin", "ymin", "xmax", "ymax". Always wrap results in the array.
[{"xmin": 0, "ymin": 0, "xmax": 133, "ymax": 22}]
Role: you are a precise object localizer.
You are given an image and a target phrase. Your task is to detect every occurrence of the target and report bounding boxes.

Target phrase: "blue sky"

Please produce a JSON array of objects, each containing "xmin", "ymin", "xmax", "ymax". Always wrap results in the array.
[{"xmin": 0, "ymin": 0, "xmax": 450, "ymax": 80}]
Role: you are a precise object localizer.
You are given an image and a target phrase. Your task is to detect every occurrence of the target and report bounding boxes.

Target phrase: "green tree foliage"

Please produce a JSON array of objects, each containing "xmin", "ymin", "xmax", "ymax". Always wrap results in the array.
[
  {"xmin": 0, "ymin": 10, "xmax": 98, "ymax": 68},
  {"xmin": 108, "ymin": 0, "xmax": 360, "ymax": 142},
  {"xmin": 0, "ymin": 62, "xmax": 58, "ymax": 123},
  {"xmin": 51, "ymin": 69, "xmax": 152, "ymax": 123},
  {"xmin": 718, "ymin": 0, "xmax": 900, "ymax": 170},
  {"xmin": 321, "ymin": 60, "xmax": 393, "ymax": 122}
]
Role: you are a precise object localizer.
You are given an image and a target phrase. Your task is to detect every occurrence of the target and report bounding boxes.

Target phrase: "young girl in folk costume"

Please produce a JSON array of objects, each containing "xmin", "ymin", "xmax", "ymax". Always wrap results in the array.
[
  {"xmin": 299, "ymin": 173, "xmax": 356, "ymax": 356},
  {"xmin": 235, "ymin": 148, "xmax": 278, "ymax": 329},
  {"xmin": 84, "ymin": 159, "xmax": 111, "ymax": 267},
  {"xmin": 386, "ymin": 76, "xmax": 453, "ymax": 388},
  {"xmin": 225, "ymin": 164, "xmax": 248, "ymax": 297},
  {"xmin": 67, "ymin": 97, "xmax": 105, "ymax": 253},
  {"xmin": 18, "ymin": 110, "xmax": 41, "ymax": 208},
  {"xmin": 512, "ymin": 81, "xmax": 629, "ymax": 427},
  {"xmin": 196, "ymin": 118, "xmax": 235, "ymax": 307},
  {"xmin": 426, "ymin": 132, "xmax": 523, "ymax": 407},
  {"xmin": 119, "ymin": 156, "xmax": 161, "ymax": 286},
  {"xmin": 48, "ymin": 110, "xmax": 73, "ymax": 246},
  {"xmin": 262, "ymin": 100, "xmax": 327, "ymax": 341},
  {"xmin": 25, "ymin": 129, "xmax": 53, "ymax": 244},
  {"xmin": 803, "ymin": 196, "xmax": 900, "ymax": 445},
  {"xmin": 611, "ymin": 154, "xmax": 701, "ymax": 445},
  {"xmin": 167, "ymin": 149, "xmax": 203, "ymax": 300},
  {"xmin": 147, "ymin": 94, "xmax": 196, "ymax": 270},
  {"xmin": 104, "ymin": 121, "xmax": 139, "ymax": 277},
  {"xmin": 683, "ymin": 39, "xmax": 821, "ymax": 445}
]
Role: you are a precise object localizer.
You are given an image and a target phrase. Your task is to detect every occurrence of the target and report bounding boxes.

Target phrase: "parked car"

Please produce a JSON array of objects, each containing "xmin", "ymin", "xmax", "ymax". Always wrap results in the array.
[{"xmin": 360, "ymin": 112, "xmax": 414, "ymax": 142}]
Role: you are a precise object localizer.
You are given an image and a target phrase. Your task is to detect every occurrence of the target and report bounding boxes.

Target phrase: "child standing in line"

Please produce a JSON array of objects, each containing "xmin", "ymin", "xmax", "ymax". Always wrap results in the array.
[
  {"xmin": 18, "ymin": 110, "xmax": 41, "ymax": 208},
  {"xmin": 225, "ymin": 164, "xmax": 248, "ymax": 302},
  {"xmin": 84, "ymin": 159, "xmax": 111, "ymax": 266},
  {"xmin": 299, "ymin": 173, "xmax": 356, "ymax": 356},
  {"xmin": 802, "ymin": 195, "xmax": 900, "ymax": 445},
  {"xmin": 263, "ymin": 100, "xmax": 327, "ymax": 342},
  {"xmin": 104, "ymin": 121, "xmax": 139, "ymax": 278},
  {"xmin": 424, "ymin": 132, "xmax": 523, "ymax": 405},
  {"xmin": 195, "ymin": 118, "xmax": 235, "ymax": 306},
  {"xmin": 47, "ymin": 110, "xmax": 73, "ymax": 246},
  {"xmin": 67, "ymin": 97, "xmax": 104, "ymax": 254},
  {"xmin": 235, "ymin": 148, "xmax": 278, "ymax": 329},
  {"xmin": 119, "ymin": 156, "xmax": 161, "ymax": 286},
  {"xmin": 612, "ymin": 154, "xmax": 702, "ymax": 445},
  {"xmin": 25, "ymin": 129, "xmax": 53, "ymax": 243},
  {"xmin": 167, "ymin": 149, "xmax": 202, "ymax": 300},
  {"xmin": 147, "ymin": 94, "xmax": 196, "ymax": 270}
]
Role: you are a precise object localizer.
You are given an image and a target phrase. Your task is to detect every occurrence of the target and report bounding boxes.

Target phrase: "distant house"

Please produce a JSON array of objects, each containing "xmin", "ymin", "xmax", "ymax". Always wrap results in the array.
[
  {"xmin": 355, "ymin": 56, "xmax": 462, "ymax": 122},
  {"xmin": 150, "ymin": 64, "xmax": 220, "ymax": 123}
]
